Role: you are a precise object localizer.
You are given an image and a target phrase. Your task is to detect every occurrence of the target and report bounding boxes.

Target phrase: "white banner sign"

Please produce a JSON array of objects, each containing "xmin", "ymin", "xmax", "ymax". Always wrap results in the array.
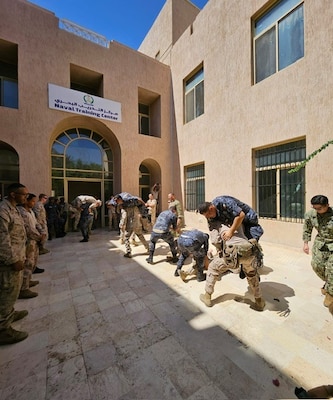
[{"xmin": 48, "ymin": 83, "xmax": 121, "ymax": 123}]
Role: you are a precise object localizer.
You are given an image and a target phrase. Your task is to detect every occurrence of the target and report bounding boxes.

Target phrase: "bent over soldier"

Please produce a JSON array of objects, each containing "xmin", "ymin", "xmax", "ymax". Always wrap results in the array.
[
  {"xmin": 146, "ymin": 207, "xmax": 178, "ymax": 265},
  {"xmin": 176, "ymin": 229, "xmax": 209, "ymax": 282},
  {"xmin": 200, "ymin": 224, "xmax": 265, "ymax": 311},
  {"xmin": 113, "ymin": 192, "xmax": 149, "ymax": 258},
  {"xmin": 303, "ymin": 195, "xmax": 333, "ymax": 316}
]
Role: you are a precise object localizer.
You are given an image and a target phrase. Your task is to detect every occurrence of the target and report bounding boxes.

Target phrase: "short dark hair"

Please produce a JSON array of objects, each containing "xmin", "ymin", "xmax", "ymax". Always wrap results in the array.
[
  {"xmin": 6, "ymin": 183, "xmax": 25, "ymax": 195},
  {"xmin": 27, "ymin": 193, "xmax": 36, "ymax": 201},
  {"xmin": 310, "ymin": 195, "xmax": 329, "ymax": 206},
  {"xmin": 39, "ymin": 193, "xmax": 47, "ymax": 200},
  {"xmin": 197, "ymin": 202, "xmax": 211, "ymax": 214}
]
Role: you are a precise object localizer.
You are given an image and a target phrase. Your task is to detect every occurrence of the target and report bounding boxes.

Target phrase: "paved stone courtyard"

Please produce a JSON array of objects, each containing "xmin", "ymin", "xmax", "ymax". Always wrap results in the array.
[{"xmin": 0, "ymin": 229, "xmax": 332, "ymax": 399}]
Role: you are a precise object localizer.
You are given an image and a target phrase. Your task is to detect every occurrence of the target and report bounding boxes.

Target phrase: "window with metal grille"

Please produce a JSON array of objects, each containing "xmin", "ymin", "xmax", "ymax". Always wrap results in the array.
[
  {"xmin": 185, "ymin": 163, "xmax": 205, "ymax": 211},
  {"xmin": 184, "ymin": 67, "xmax": 204, "ymax": 123},
  {"xmin": 255, "ymin": 139, "xmax": 306, "ymax": 221},
  {"xmin": 253, "ymin": 0, "xmax": 304, "ymax": 84}
]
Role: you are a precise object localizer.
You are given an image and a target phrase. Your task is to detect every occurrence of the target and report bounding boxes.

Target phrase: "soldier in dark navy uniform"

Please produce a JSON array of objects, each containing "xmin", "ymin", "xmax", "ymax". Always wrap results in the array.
[
  {"xmin": 176, "ymin": 229, "xmax": 209, "ymax": 282},
  {"xmin": 146, "ymin": 207, "xmax": 178, "ymax": 265},
  {"xmin": 198, "ymin": 195, "xmax": 264, "ymax": 267}
]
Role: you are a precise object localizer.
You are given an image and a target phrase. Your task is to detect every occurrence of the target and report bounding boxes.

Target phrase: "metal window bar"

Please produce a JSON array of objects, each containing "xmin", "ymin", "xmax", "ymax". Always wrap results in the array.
[
  {"xmin": 255, "ymin": 140, "xmax": 305, "ymax": 222},
  {"xmin": 185, "ymin": 165, "xmax": 205, "ymax": 211},
  {"xmin": 59, "ymin": 19, "xmax": 110, "ymax": 48}
]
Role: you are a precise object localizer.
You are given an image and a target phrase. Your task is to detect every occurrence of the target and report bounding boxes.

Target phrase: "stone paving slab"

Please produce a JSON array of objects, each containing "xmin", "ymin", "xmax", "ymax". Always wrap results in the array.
[{"xmin": 0, "ymin": 229, "xmax": 332, "ymax": 400}]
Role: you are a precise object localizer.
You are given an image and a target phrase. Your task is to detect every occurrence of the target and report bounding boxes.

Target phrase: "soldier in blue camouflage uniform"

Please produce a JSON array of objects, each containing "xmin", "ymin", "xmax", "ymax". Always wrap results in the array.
[
  {"xmin": 113, "ymin": 193, "xmax": 149, "ymax": 258},
  {"xmin": 198, "ymin": 195, "xmax": 264, "ymax": 267},
  {"xmin": 146, "ymin": 207, "xmax": 178, "ymax": 265},
  {"xmin": 303, "ymin": 195, "xmax": 333, "ymax": 315},
  {"xmin": 175, "ymin": 229, "xmax": 209, "ymax": 282},
  {"xmin": 0, "ymin": 183, "xmax": 29, "ymax": 345},
  {"xmin": 200, "ymin": 224, "xmax": 265, "ymax": 311}
]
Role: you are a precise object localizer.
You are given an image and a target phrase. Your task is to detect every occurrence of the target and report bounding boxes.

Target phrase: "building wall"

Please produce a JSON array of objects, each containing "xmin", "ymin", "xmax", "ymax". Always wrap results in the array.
[
  {"xmin": 1, "ymin": 0, "xmax": 332, "ymax": 248},
  {"xmin": 166, "ymin": 0, "xmax": 333, "ymax": 247},
  {"xmin": 0, "ymin": 0, "xmax": 176, "ymax": 213}
]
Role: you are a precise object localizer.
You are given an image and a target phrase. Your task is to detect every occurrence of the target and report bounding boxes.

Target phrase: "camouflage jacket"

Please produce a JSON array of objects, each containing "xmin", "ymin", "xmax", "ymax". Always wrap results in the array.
[
  {"xmin": 303, "ymin": 207, "xmax": 333, "ymax": 251},
  {"xmin": 0, "ymin": 199, "xmax": 27, "ymax": 265}
]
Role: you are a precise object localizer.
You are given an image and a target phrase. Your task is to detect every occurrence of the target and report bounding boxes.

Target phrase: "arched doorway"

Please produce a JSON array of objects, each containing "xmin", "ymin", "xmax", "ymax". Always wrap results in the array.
[
  {"xmin": 0, "ymin": 141, "xmax": 19, "ymax": 199},
  {"xmin": 139, "ymin": 159, "xmax": 161, "ymax": 212},
  {"xmin": 51, "ymin": 127, "xmax": 114, "ymax": 228}
]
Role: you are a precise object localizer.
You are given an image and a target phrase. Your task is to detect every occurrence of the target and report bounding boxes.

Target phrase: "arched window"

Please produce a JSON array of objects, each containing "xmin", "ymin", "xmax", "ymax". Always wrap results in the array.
[{"xmin": 51, "ymin": 128, "xmax": 113, "ymax": 197}]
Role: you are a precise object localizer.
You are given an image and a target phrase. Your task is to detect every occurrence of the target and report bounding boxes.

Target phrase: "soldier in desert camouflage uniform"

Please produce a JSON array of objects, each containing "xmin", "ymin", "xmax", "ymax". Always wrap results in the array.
[
  {"xmin": 18, "ymin": 193, "xmax": 44, "ymax": 298},
  {"xmin": 0, "ymin": 183, "xmax": 29, "ymax": 345},
  {"xmin": 303, "ymin": 195, "xmax": 333, "ymax": 315},
  {"xmin": 200, "ymin": 224, "xmax": 265, "ymax": 311},
  {"xmin": 33, "ymin": 193, "xmax": 49, "ymax": 254}
]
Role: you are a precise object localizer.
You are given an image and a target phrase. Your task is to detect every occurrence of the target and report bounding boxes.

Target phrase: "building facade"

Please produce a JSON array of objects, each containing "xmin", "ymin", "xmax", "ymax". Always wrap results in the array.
[
  {"xmin": 1, "ymin": 0, "xmax": 332, "ymax": 246},
  {"xmin": 140, "ymin": 0, "xmax": 333, "ymax": 247}
]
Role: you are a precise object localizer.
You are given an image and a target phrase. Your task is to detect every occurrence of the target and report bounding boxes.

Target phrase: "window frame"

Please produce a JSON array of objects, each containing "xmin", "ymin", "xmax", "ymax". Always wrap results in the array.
[
  {"xmin": 184, "ymin": 163, "xmax": 205, "ymax": 211},
  {"xmin": 184, "ymin": 66, "xmax": 204, "ymax": 124},
  {"xmin": 253, "ymin": 0, "xmax": 304, "ymax": 84},
  {"xmin": 138, "ymin": 103, "xmax": 150, "ymax": 135},
  {"xmin": 254, "ymin": 139, "xmax": 306, "ymax": 222}
]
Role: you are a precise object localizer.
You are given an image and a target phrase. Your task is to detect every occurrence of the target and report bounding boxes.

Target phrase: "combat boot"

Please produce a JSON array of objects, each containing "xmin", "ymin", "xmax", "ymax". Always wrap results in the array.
[
  {"xmin": 306, "ymin": 385, "xmax": 333, "ymax": 398},
  {"xmin": 13, "ymin": 310, "xmax": 28, "ymax": 322},
  {"xmin": 18, "ymin": 289, "xmax": 38, "ymax": 299},
  {"xmin": 323, "ymin": 293, "xmax": 333, "ymax": 308},
  {"xmin": 196, "ymin": 270, "xmax": 206, "ymax": 282},
  {"xmin": 253, "ymin": 297, "xmax": 265, "ymax": 311},
  {"xmin": 0, "ymin": 326, "xmax": 28, "ymax": 345},
  {"xmin": 200, "ymin": 292, "xmax": 212, "ymax": 307},
  {"xmin": 146, "ymin": 257, "xmax": 153, "ymax": 264},
  {"xmin": 321, "ymin": 284, "xmax": 327, "ymax": 295},
  {"xmin": 39, "ymin": 247, "xmax": 50, "ymax": 255},
  {"xmin": 29, "ymin": 280, "xmax": 39, "ymax": 287},
  {"xmin": 174, "ymin": 268, "xmax": 181, "ymax": 277}
]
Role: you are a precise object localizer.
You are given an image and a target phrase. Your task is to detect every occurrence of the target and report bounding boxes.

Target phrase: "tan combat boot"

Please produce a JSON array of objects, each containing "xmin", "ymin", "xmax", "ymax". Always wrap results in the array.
[
  {"xmin": 307, "ymin": 385, "xmax": 333, "ymax": 398},
  {"xmin": 200, "ymin": 292, "xmax": 212, "ymax": 307},
  {"xmin": 0, "ymin": 326, "xmax": 28, "ymax": 345},
  {"xmin": 323, "ymin": 293, "xmax": 333, "ymax": 308},
  {"xmin": 254, "ymin": 297, "xmax": 266, "ymax": 311}
]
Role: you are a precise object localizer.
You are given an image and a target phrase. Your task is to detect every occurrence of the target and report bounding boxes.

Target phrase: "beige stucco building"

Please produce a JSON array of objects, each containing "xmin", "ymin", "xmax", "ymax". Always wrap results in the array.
[{"xmin": 1, "ymin": 0, "xmax": 332, "ymax": 247}]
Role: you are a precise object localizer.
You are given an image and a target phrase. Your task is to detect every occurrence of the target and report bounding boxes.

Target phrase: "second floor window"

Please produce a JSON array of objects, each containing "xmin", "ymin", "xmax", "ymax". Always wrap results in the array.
[
  {"xmin": 138, "ymin": 103, "xmax": 150, "ymax": 135},
  {"xmin": 0, "ymin": 77, "xmax": 18, "ymax": 109},
  {"xmin": 184, "ymin": 67, "xmax": 204, "ymax": 123},
  {"xmin": 254, "ymin": 0, "xmax": 304, "ymax": 83}
]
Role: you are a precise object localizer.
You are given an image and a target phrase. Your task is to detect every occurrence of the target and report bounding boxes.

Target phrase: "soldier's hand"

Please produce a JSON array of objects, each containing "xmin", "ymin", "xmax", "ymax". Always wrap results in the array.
[
  {"xmin": 10, "ymin": 261, "xmax": 24, "ymax": 271},
  {"xmin": 303, "ymin": 243, "xmax": 310, "ymax": 254}
]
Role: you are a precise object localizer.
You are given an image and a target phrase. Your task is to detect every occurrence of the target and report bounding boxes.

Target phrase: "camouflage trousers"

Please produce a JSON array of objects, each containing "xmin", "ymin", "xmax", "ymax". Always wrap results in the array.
[
  {"xmin": 311, "ymin": 243, "xmax": 333, "ymax": 295},
  {"xmin": 124, "ymin": 207, "xmax": 148, "ymax": 254},
  {"xmin": 21, "ymin": 240, "xmax": 39, "ymax": 290},
  {"xmin": 0, "ymin": 267, "xmax": 23, "ymax": 330},
  {"xmin": 205, "ymin": 252, "xmax": 262, "ymax": 299}
]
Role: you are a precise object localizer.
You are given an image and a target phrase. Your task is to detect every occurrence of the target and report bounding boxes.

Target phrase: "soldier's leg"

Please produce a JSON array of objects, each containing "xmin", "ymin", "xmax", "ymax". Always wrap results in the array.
[
  {"xmin": 195, "ymin": 253, "xmax": 206, "ymax": 282},
  {"xmin": 146, "ymin": 232, "xmax": 158, "ymax": 263},
  {"xmin": 242, "ymin": 257, "xmax": 265, "ymax": 311},
  {"xmin": 311, "ymin": 246, "xmax": 328, "ymax": 282},
  {"xmin": 0, "ymin": 269, "xmax": 28, "ymax": 345},
  {"xmin": 176, "ymin": 247, "xmax": 189, "ymax": 277},
  {"xmin": 164, "ymin": 232, "xmax": 177, "ymax": 259},
  {"xmin": 200, "ymin": 257, "xmax": 229, "ymax": 307},
  {"xmin": 323, "ymin": 252, "xmax": 333, "ymax": 311}
]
